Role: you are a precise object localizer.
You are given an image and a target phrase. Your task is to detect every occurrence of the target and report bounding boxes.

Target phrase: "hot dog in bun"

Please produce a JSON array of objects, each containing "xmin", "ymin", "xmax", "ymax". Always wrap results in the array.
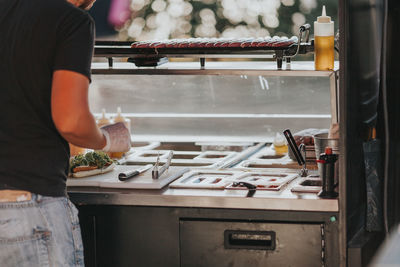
[{"xmin": 69, "ymin": 151, "xmax": 116, "ymax": 178}]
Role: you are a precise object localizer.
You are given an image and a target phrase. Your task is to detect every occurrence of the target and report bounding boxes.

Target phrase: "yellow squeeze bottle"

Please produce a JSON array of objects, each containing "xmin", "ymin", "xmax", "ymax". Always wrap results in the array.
[
  {"xmin": 113, "ymin": 107, "xmax": 131, "ymax": 134},
  {"xmin": 97, "ymin": 108, "xmax": 111, "ymax": 128},
  {"xmin": 273, "ymin": 132, "xmax": 288, "ymax": 155},
  {"xmin": 314, "ymin": 6, "xmax": 334, "ymax": 70},
  {"xmin": 110, "ymin": 107, "xmax": 131, "ymax": 158}
]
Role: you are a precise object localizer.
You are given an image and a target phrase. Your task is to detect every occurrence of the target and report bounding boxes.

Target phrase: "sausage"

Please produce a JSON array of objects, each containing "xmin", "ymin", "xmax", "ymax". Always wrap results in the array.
[{"xmin": 72, "ymin": 166, "xmax": 98, "ymax": 173}]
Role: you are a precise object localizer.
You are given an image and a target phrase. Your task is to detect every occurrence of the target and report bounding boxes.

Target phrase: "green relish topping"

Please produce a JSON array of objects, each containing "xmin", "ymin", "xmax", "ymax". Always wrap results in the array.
[{"xmin": 69, "ymin": 151, "xmax": 113, "ymax": 173}]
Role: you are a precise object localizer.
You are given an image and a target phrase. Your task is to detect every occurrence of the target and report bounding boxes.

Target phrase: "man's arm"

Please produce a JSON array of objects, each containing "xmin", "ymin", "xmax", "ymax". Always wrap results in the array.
[{"xmin": 51, "ymin": 70, "xmax": 106, "ymax": 149}]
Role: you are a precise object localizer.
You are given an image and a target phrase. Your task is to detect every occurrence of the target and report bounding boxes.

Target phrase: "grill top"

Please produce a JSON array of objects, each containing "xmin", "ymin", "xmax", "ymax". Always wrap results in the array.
[{"xmin": 130, "ymin": 36, "xmax": 298, "ymax": 49}]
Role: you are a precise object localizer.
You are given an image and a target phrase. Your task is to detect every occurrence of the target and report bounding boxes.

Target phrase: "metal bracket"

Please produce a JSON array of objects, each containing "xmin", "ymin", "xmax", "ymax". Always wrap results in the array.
[{"xmin": 284, "ymin": 23, "xmax": 312, "ymax": 60}]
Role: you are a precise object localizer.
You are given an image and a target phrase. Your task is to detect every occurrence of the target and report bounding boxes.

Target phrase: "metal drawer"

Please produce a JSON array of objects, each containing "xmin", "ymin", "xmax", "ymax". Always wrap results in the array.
[{"xmin": 180, "ymin": 220, "xmax": 322, "ymax": 267}]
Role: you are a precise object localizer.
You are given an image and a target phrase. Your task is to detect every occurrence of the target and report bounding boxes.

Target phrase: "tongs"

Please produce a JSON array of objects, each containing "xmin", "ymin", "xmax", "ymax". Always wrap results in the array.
[
  {"xmin": 283, "ymin": 129, "xmax": 308, "ymax": 177},
  {"xmin": 152, "ymin": 151, "xmax": 173, "ymax": 179}
]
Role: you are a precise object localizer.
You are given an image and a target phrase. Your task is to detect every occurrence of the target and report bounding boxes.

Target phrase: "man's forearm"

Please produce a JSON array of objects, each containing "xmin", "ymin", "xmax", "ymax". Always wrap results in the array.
[{"xmin": 51, "ymin": 70, "xmax": 106, "ymax": 150}]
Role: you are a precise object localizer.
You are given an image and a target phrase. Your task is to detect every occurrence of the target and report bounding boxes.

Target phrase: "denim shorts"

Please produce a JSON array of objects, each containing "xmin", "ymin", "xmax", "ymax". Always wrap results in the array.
[{"xmin": 0, "ymin": 194, "xmax": 84, "ymax": 267}]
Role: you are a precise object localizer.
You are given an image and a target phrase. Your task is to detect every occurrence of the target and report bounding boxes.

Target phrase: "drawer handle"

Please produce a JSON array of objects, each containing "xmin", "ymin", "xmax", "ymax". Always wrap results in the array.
[{"xmin": 224, "ymin": 230, "xmax": 276, "ymax": 250}]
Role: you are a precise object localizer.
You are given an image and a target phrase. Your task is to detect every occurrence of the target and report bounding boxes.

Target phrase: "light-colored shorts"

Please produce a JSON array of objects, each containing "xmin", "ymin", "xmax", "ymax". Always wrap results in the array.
[{"xmin": 0, "ymin": 193, "xmax": 84, "ymax": 266}]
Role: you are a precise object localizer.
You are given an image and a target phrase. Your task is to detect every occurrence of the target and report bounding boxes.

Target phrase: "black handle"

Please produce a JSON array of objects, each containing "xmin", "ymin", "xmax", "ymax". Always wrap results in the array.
[
  {"xmin": 232, "ymin": 182, "xmax": 256, "ymax": 190},
  {"xmin": 118, "ymin": 170, "xmax": 139, "ymax": 181},
  {"xmin": 283, "ymin": 129, "xmax": 305, "ymax": 166},
  {"xmin": 233, "ymin": 182, "xmax": 256, "ymax": 197},
  {"xmin": 224, "ymin": 230, "xmax": 276, "ymax": 250}
]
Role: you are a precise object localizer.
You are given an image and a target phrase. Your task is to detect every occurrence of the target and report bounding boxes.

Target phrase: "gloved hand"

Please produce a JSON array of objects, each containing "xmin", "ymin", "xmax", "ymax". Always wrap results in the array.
[{"xmin": 100, "ymin": 122, "xmax": 131, "ymax": 152}]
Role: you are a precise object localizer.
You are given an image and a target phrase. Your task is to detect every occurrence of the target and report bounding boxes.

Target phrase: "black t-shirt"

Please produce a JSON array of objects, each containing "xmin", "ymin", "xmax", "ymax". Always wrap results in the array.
[{"xmin": 0, "ymin": 0, "xmax": 95, "ymax": 196}]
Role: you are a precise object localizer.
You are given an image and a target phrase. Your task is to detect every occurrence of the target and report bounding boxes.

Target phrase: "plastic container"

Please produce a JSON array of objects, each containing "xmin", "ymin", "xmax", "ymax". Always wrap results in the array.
[{"xmin": 314, "ymin": 6, "xmax": 334, "ymax": 70}]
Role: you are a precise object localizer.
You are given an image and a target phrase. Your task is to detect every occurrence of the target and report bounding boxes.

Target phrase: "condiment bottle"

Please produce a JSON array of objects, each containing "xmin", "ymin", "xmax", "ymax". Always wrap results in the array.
[
  {"xmin": 97, "ymin": 108, "xmax": 111, "ymax": 128},
  {"xmin": 113, "ymin": 107, "xmax": 131, "ymax": 134},
  {"xmin": 317, "ymin": 147, "xmax": 338, "ymax": 198},
  {"xmin": 314, "ymin": 6, "xmax": 334, "ymax": 70},
  {"xmin": 273, "ymin": 132, "xmax": 288, "ymax": 155},
  {"xmin": 109, "ymin": 107, "xmax": 131, "ymax": 158}
]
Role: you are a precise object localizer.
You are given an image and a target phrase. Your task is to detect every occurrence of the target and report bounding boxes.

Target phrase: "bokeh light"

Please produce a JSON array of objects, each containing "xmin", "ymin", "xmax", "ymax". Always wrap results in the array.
[{"xmin": 119, "ymin": 0, "xmax": 337, "ymax": 40}]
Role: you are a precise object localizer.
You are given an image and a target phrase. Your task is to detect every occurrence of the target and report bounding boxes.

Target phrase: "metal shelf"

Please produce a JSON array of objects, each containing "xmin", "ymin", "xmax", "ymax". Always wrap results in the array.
[{"xmin": 91, "ymin": 61, "xmax": 338, "ymax": 77}]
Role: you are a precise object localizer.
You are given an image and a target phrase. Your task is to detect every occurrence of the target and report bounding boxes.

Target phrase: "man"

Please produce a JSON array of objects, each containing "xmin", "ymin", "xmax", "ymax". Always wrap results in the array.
[{"xmin": 0, "ymin": 0, "xmax": 130, "ymax": 265}]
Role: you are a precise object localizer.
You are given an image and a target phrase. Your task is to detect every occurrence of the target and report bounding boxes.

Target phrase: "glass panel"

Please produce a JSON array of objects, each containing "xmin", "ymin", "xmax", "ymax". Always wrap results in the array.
[
  {"xmin": 89, "ymin": 74, "xmax": 331, "ymax": 141},
  {"xmin": 89, "ymin": 75, "xmax": 330, "ymax": 114}
]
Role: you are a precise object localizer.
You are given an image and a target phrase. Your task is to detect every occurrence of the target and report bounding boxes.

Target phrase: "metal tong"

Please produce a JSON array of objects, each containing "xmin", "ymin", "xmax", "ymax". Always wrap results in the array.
[
  {"xmin": 152, "ymin": 151, "xmax": 173, "ymax": 179},
  {"xmin": 283, "ymin": 129, "xmax": 308, "ymax": 177}
]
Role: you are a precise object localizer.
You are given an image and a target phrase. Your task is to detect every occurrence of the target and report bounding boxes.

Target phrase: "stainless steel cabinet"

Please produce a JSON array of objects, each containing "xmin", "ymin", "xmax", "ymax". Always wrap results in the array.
[{"xmin": 180, "ymin": 220, "xmax": 322, "ymax": 267}]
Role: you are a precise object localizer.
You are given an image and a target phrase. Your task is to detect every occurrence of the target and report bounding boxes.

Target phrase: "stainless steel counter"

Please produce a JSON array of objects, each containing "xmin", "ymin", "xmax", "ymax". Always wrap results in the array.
[{"xmin": 68, "ymin": 178, "xmax": 338, "ymax": 212}]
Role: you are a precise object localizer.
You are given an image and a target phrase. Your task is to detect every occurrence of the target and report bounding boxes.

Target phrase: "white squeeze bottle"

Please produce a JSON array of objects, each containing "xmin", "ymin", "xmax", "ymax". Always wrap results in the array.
[{"xmin": 314, "ymin": 6, "xmax": 334, "ymax": 70}]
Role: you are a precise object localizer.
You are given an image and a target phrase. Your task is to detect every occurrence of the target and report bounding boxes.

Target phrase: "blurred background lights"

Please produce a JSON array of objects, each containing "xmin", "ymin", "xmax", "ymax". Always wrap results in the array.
[
  {"xmin": 151, "ymin": 0, "xmax": 167, "ymax": 12},
  {"xmin": 281, "ymin": 0, "xmax": 295, "ymax": 6},
  {"xmin": 292, "ymin": 12, "xmax": 306, "ymax": 25},
  {"xmin": 299, "ymin": 0, "xmax": 317, "ymax": 14},
  {"xmin": 131, "ymin": 0, "xmax": 146, "ymax": 11},
  {"xmin": 167, "ymin": 2, "xmax": 184, "ymax": 17},
  {"xmin": 117, "ymin": 0, "xmax": 337, "ymax": 40},
  {"xmin": 262, "ymin": 14, "xmax": 279, "ymax": 28},
  {"xmin": 291, "ymin": 12, "xmax": 306, "ymax": 34}
]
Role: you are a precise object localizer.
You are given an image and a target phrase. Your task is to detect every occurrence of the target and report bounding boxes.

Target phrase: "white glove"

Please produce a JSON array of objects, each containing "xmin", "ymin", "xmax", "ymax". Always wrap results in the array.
[{"xmin": 100, "ymin": 122, "xmax": 131, "ymax": 152}]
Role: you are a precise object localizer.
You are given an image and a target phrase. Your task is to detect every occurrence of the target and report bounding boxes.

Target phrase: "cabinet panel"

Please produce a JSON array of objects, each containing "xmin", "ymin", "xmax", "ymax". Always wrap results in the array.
[
  {"xmin": 180, "ymin": 220, "xmax": 322, "ymax": 267},
  {"xmin": 93, "ymin": 206, "xmax": 180, "ymax": 267}
]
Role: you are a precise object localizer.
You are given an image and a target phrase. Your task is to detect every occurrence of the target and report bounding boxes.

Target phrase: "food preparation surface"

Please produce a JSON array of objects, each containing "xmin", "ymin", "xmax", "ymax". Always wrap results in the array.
[
  {"xmin": 235, "ymin": 159, "xmax": 318, "ymax": 170},
  {"xmin": 234, "ymin": 145, "xmax": 318, "ymax": 170},
  {"xmin": 67, "ymin": 165, "xmax": 189, "ymax": 189},
  {"xmin": 124, "ymin": 149, "xmax": 237, "ymax": 168},
  {"xmin": 290, "ymin": 176, "xmax": 323, "ymax": 193},
  {"xmin": 68, "ymin": 168, "xmax": 336, "ymax": 212},
  {"xmin": 67, "ymin": 141, "xmax": 335, "ymax": 211},
  {"xmin": 170, "ymin": 169, "xmax": 297, "ymax": 191},
  {"xmin": 169, "ymin": 170, "xmax": 239, "ymax": 189}
]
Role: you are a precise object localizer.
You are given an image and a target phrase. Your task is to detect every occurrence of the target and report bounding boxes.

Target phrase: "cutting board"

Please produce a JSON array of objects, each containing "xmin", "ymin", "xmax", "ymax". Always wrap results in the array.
[{"xmin": 67, "ymin": 165, "xmax": 189, "ymax": 189}]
